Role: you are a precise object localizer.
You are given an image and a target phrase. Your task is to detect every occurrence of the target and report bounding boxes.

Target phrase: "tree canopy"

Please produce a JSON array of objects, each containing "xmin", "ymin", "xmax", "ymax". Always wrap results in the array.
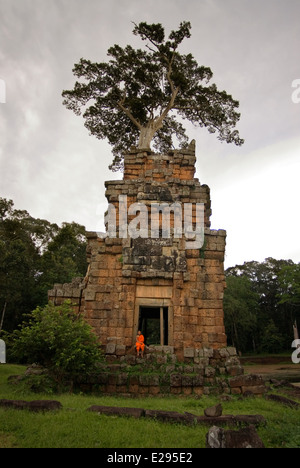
[
  {"xmin": 62, "ymin": 21, "xmax": 244, "ymax": 171},
  {"xmin": 224, "ymin": 258, "xmax": 300, "ymax": 353},
  {"xmin": 0, "ymin": 198, "xmax": 87, "ymax": 333}
]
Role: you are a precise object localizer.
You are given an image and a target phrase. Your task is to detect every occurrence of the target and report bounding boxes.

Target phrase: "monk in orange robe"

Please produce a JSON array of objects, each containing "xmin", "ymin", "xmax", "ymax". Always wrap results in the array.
[{"xmin": 136, "ymin": 330, "xmax": 145, "ymax": 357}]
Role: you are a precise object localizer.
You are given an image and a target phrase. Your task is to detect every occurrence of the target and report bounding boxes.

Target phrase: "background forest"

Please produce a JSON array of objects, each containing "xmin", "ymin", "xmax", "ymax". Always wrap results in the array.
[
  {"xmin": 0, "ymin": 198, "xmax": 87, "ymax": 333},
  {"xmin": 0, "ymin": 197, "xmax": 299, "ymax": 355}
]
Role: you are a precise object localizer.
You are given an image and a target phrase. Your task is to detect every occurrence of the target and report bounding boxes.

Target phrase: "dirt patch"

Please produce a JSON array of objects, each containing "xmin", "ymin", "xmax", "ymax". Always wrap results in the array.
[
  {"xmin": 0, "ymin": 432, "xmax": 18, "ymax": 448},
  {"xmin": 240, "ymin": 356, "xmax": 291, "ymax": 365},
  {"xmin": 242, "ymin": 359, "xmax": 300, "ymax": 402},
  {"xmin": 244, "ymin": 363, "xmax": 300, "ymax": 383}
]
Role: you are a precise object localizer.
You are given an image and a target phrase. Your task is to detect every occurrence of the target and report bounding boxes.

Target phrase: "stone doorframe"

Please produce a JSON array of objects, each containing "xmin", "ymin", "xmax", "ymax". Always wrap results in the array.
[{"xmin": 133, "ymin": 297, "xmax": 174, "ymax": 347}]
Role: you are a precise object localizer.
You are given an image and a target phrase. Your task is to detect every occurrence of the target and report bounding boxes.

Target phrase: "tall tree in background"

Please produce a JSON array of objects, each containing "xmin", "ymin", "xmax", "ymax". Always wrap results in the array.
[
  {"xmin": 223, "ymin": 275, "xmax": 259, "ymax": 354},
  {"xmin": 62, "ymin": 21, "xmax": 244, "ymax": 171},
  {"xmin": 278, "ymin": 263, "xmax": 300, "ymax": 309},
  {"xmin": 0, "ymin": 198, "xmax": 87, "ymax": 332},
  {"xmin": 39, "ymin": 222, "xmax": 87, "ymax": 294},
  {"xmin": 0, "ymin": 198, "xmax": 54, "ymax": 331},
  {"xmin": 225, "ymin": 258, "xmax": 300, "ymax": 353}
]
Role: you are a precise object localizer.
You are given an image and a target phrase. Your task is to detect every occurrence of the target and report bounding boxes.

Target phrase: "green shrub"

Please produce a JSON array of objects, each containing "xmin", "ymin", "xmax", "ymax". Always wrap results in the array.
[{"xmin": 9, "ymin": 301, "xmax": 103, "ymax": 381}]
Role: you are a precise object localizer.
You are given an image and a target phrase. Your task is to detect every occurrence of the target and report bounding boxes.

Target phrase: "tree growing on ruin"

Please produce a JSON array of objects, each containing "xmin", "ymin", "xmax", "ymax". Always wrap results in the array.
[{"xmin": 62, "ymin": 21, "xmax": 244, "ymax": 171}]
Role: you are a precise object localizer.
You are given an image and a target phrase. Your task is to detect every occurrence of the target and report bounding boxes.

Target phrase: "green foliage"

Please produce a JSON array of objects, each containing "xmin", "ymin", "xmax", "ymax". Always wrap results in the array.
[
  {"xmin": 225, "ymin": 257, "xmax": 300, "ymax": 354},
  {"xmin": 260, "ymin": 320, "xmax": 285, "ymax": 354},
  {"xmin": 1, "ymin": 365, "xmax": 300, "ymax": 448},
  {"xmin": 0, "ymin": 197, "xmax": 87, "ymax": 332},
  {"xmin": 62, "ymin": 21, "xmax": 244, "ymax": 171},
  {"xmin": 278, "ymin": 263, "xmax": 300, "ymax": 308},
  {"xmin": 39, "ymin": 222, "xmax": 87, "ymax": 293},
  {"xmin": 9, "ymin": 301, "xmax": 102, "ymax": 378},
  {"xmin": 224, "ymin": 276, "xmax": 259, "ymax": 353}
]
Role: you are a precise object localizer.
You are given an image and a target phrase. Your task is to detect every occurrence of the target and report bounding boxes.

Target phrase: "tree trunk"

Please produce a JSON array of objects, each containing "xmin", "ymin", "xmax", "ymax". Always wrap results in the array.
[
  {"xmin": 233, "ymin": 316, "xmax": 240, "ymax": 354},
  {"xmin": 0, "ymin": 302, "xmax": 7, "ymax": 332},
  {"xmin": 138, "ymin": 120, "xmax": 160, "ymax": 149},
  {"xmin": 293, "ymin": 320, "xmax": 299, "ymax": 343}
]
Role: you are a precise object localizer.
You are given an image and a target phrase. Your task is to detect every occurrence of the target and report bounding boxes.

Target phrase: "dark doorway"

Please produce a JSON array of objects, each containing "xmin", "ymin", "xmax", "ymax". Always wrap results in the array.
[{"xmin": 138, "ymin": 306, "xmax": 168, "ymax": 346}]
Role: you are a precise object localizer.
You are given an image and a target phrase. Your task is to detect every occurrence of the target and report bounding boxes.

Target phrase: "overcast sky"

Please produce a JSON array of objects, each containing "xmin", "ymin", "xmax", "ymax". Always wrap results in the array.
[{"xmin": 0, "ymin": 0, "xmax": 299, "ymax": 268}]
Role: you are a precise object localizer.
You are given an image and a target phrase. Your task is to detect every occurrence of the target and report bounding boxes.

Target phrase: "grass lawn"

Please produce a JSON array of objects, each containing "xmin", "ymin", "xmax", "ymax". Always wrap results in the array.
[{"xmin": 1, "ymin": 364, "xmax": 300, "ymax": 448}]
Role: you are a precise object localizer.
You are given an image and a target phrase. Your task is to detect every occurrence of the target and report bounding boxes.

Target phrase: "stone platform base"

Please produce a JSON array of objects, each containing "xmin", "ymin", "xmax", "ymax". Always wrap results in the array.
[{"xmin": 76, "ymin": 346, "xmax": 266, "ymax": 397}]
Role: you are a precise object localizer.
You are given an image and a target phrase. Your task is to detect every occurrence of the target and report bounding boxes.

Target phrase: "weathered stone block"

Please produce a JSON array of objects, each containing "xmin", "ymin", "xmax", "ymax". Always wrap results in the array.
[
  {"xmin": 193, "ymin": 375, "xmax": 204, "ymax": 386},
  {"xmin": 116, "ymin": 373, "xmax": 128, "ymax": 386},
  {"xmin": 229, "ymin": 374, "xmax": 264, "ymax": 389},
  {"xmin": 162, "ymin": 346, "xmax": 174, "ymax": 354},
  {"xmin": 202, "ymin": 348, "xmax": 214, "ymax": 358},
  {"xmin": 219, "ymin": 347, "xmax": 229, "ymax": 358},
  {"xmin": 87, "ymin": 405, "xmax": 144, "ymax": 419},
  {"xmin": 204, "ymin": 367, "xmax": 216, "ymax": 377},
  {"xmin": 0, "ymin": 399, "xmax": 62, "ymax": 412},
  {"xmin": 225, "ymin": 356, "xmax": 241, "ymax": 367},
  {"xmin": 184, "ymin": 348, "xmax": 195, "ymax": 358},
  {"xmin": 242, "ymin": 385, "xmax": 267, "ymax": 395},
  {"xmin": 206, "ymin": 425, "xmax": 265, "ymax": 449},
  {"xmin": 148, "ymin": 375, "xmax": 160, "ymax": 386},
  {"xmin": 170, "ymin": 374, "xmax": 182, "ymax": 387},
  {"xmin": 204, "ymin": 403, "xmax": 223, "ymax": 418},
  {"xmin": 139, "ymin": 375, "xmax": 150, "ymax": 386},
  {"xmin": 226, "ymin": 365, "xmax": 244, "ymax": 377},
  {"xmin": 129, "ymin": 375, "xmax": 139, "ymax": 386},
  {"xmin": 115, "ymin": 345, "xmax": 126, "ymax": 356},
  {"xmin": 227, "ymin": 347, "xmax": 237, "ymax": 356},
  {"xmin": 106, "ymin": 343, "xmax": 116, "ymax": 355},
  {"xmin": 181, "ymin": 375, "xmax": 194, "ymax": 387}
]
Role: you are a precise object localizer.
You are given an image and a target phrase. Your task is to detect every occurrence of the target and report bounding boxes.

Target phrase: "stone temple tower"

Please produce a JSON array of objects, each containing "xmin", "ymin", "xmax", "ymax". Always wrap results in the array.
[{"xmin": 49, "ymin": 143, "xmax": 228, "ymax": 361}]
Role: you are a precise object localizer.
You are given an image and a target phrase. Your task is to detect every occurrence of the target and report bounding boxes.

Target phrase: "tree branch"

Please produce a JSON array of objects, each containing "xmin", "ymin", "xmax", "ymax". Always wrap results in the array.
[
  {"xmin": 117, "ymin": 92, "xmax": 142, "ymax": 130},
  {"xmin": 158, "ymin": 86, "xmax": 180, "ymax": 123},
  {"xmin": 154, "ymin": 52, "xmax": 180, "ymax": 127}
]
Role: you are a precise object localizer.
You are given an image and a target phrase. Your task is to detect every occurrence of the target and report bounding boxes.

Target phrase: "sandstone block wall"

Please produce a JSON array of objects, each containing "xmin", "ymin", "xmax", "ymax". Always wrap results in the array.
[
  {"xmin": 48, "ymin": 277, "xmax": 84, "ymax": 314},
  {"xmin": 49, "ymin": 145, "xmax": 228, "ymax": 360},
  {"xmin": 73, "ymin": 346, "xmax": 266, "ymax": 397}
]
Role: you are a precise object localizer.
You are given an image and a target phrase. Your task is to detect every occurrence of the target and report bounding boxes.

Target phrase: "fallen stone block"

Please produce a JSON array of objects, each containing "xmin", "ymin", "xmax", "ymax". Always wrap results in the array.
[
  {"xmin": 85, "ymin": 404, "xmax": 266, "ymax": 429},
  {"xmin": 0, "ymin": 399, "xmax": 62, "ymax": 412},
  {"xmin": 193, "ymin": 414, "xmax": 265, "ymax": 428},
  {"xmin": 233, "ymin": 414, "xmax": 266, "ymax": 427},
  {"xmin": 186, "ymin": 413, "xmax": 237, "ymax": 427},
  {"xmin": 265, "ymin": 394, "xmax": 300, "ymax": 409},
  {"xmin": 27, "ymin": 400, "xmax": 62, "ymax": 412},
  {"xmin": 0, "ymin": 399, "xmax": 28, "ymax": 410},
  {"xmin": 206, "ymin": 425, "xmax": 265, "ymax": 448},
  {"xmin": 87, "ymin": 405, "xmax": 144, "ymax": 419},
  {"xmin": 229, "ymin": 374, "xmax": 265, "ymax": 390},
  {"xmin": 204, "ymin": 403, "xmax": 223, "ymax": 417},
  {"xmin": 145, "ymin": 410, "xmax": 266, "ymax": 428},
  {"xmin": 145, "ymin": 409, "xmax": 192, "ymax": 425},
  {"xmin": 242, "ymin": 385, "xmax": 267, "ymax": 395}
]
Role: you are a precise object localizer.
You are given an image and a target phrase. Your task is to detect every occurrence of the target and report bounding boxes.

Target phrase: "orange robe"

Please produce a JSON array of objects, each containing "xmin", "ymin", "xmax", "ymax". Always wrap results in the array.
[{"xmin": 136, "ymin": 334, "xmax": 145, "ymax": 352}]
